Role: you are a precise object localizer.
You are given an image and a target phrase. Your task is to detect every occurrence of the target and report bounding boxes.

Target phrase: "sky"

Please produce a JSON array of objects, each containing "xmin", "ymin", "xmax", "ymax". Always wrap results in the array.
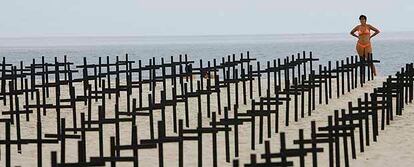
[{"xmin": 0, "ymin": 0, "xmax": 413, "ymax": 37}]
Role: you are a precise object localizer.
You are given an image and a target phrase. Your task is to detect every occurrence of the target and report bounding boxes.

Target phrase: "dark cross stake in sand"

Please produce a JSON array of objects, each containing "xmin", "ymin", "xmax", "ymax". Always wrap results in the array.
[
  {"xmin": 240, "ymin": 63, "xmax": 414, "ymax": 167},
  {"xmin": 0, "ymin": 51, "xmax": 390, "ymax": 167}
]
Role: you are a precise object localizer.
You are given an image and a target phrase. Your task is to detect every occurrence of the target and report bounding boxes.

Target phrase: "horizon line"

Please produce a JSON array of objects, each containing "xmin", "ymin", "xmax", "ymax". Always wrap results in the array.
[{"xmin": 1, "ymin": 30, "xmax": 414, "ymax": 39}]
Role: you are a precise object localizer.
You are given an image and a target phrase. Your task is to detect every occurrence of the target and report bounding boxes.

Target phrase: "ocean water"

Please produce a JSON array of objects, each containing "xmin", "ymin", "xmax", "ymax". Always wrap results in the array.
[{"xmin": 1, "ymin": 32, "xmax": 414, "ymax": 76}]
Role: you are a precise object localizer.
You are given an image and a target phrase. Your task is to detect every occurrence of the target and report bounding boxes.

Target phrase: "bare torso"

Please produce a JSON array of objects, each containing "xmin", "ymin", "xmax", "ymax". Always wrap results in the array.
[{"xmin": 357, "ymin": 25, "xmax": 371, "ymax": 44}]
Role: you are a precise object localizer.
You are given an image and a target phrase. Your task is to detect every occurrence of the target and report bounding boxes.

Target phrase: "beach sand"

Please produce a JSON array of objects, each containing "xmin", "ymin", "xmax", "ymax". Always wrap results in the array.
[
  {"xmin": 2, "ymin": 75, "xmax": 412, "ymax": 167},
  {"xmin": 349, "ymin": 103, "xmax": 414, "ymax": 167}
]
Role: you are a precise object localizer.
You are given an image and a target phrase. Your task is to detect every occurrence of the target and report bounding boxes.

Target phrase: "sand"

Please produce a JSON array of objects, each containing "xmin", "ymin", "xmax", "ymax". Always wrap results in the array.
[
  {"xmin": 349, "ymin": 103, "xmax": 414, "ymax": 167},
  {"xmin": 1, "ymin": 75, "xmax": 412, "ymax": 167}
]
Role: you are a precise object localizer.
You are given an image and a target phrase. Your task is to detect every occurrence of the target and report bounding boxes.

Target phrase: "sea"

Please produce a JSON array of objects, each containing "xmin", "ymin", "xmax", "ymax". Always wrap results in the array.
[{"xmin": 1, "ymin": 32, "xmax": 414, "ymax": 76}]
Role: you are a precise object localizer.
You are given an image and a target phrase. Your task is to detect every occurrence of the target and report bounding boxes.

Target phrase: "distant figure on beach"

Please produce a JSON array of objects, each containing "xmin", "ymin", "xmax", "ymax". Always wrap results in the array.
[
  {"xmin": 350, "ymin": 15, "xmax": 380, "ymax": 76},
  {"xmin": 185, "ymin": 64, "xmax": 212, "ymax": 79},
  {"xmin": 201, "ymin": 68, "xmax": 212, "ymax": 79}
]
